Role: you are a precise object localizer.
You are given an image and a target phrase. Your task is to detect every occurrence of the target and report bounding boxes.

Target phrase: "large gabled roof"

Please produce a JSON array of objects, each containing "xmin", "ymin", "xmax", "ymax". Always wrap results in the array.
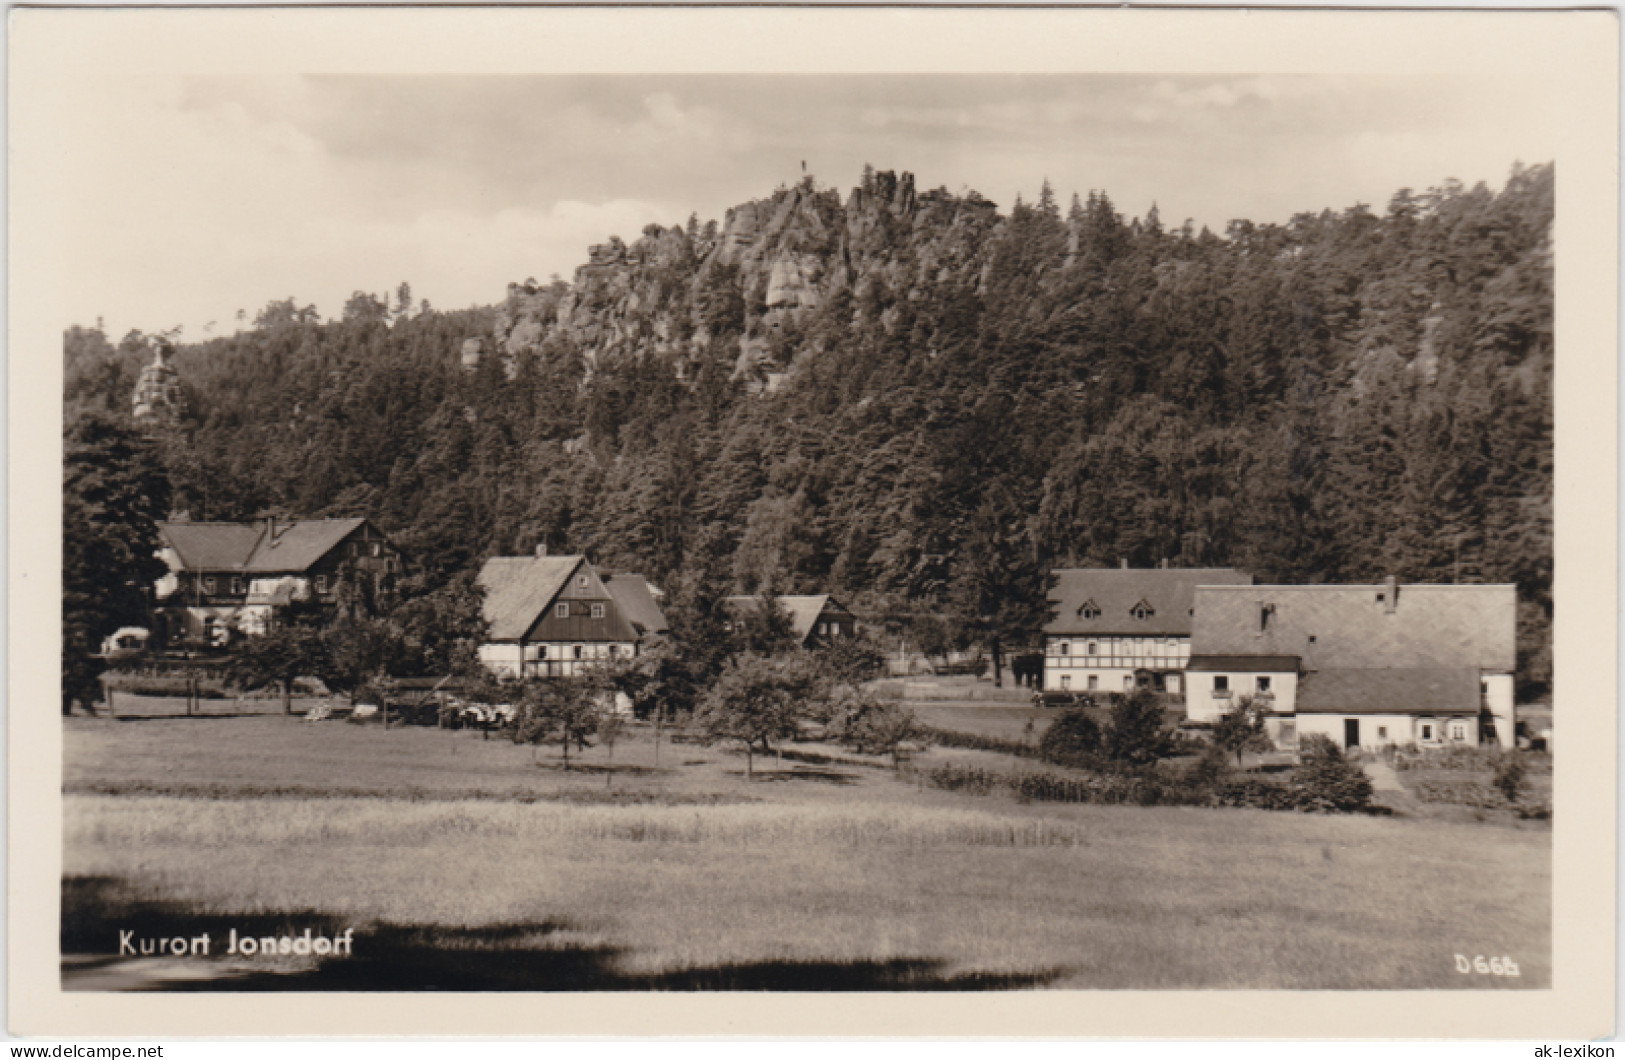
[
  {"xmin": 603, "ymin": 573, "xmax": 669, "ymax": 640},
  {"xmin": 476, "ymin": 555, "xmax": 584, "ymax": 642},
  {"xmin": 1190, "ymin": 583, "xmax": 1517, "ymax": 672},
  {"xmin": 723, "ymin": 594, "xmax": 853, "ymax": 642},
  {"xmin": 160, "ymin": 522, "xmax": 265, "ymax": 570},
  {"xmin": 159, "ymin": 518, "xmax": 370, "ymax": 574},
  {"xmin": 1045, "ymin": 568, "xmax": 1252, "ymax": 637},
  {"xmin": 1296, "ymin": 668, "xmax": 1483, "ymax": 716},
  {"xmin": 243, "ymin": 519, "xmax": 368, "ymax": 572}
]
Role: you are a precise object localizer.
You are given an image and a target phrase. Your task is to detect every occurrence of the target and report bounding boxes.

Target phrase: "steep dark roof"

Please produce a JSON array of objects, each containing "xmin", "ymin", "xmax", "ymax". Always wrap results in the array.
[
  {"xmin": 476, "ymin": 555, "xmax": 584, "ymax": 642},
  {"xmin": 1045, "ymin": 568, "xmax": 1252, "ymax": 637},
  {"xmin": 603, "ymin": 573, "xmax": 669, "ymax": 640},
  {"xmin": 244, "ymin": 519, "xmax": 367, "ymax": 572},
  {"xmin": 723, "ymin": 594, "xmax": 853, "ymax": 642},
  {"xmin": 1186, "ymin": 654, "xmax": 1300, "ymax": 672},
  {"xmin": 1296, "ymin": 668, "xmax": 1482, "ymax": 716},
  {"xmin": 159, "ymin": 522, "xmax": 264, "ymax": 570},
  {"xmin": 159, "ymin": 518, "xmax": 370, "ymax": 574},
  {"xmin": 1190, "ymin": 584, "xmax": 1516, "ymax": 672}
]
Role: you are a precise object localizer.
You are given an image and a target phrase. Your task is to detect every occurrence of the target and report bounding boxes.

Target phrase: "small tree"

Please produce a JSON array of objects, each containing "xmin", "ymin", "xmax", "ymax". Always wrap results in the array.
[
  {"xmin": 818, "ymin": 629, "xmax": 887, "ymax": 689},
  {"xmin": 1290, "ymin": 734, "xmax": 1374, "ymax": 812},
  {"xmin": 227, "ymin": 623, "xmax": 328, "ymax": 714},
  {"xmin": 1212, "ymin": 694, "xmax": 1276, "ymax": 765},
  {"xmin": 833, "ymin": 694, "xmax": 921, "ymax": 769},
  {"xmin": 1103, "ymin": 689, "xmax": 1170, "ymax": 765},
  {"xmin": 694, "ymin": 653, "xmax": 824, "ymax": 779},
  {"xmin": 598, "ymin": 712, "xmax": 626, "ymax": 787},
  {"xmin": 513, "ymin": 677, "xmax": 600, "ymax": 769},
  {"xmin": 1038, "ymin": 708, "xmax": 1102, "ymax": 764}
]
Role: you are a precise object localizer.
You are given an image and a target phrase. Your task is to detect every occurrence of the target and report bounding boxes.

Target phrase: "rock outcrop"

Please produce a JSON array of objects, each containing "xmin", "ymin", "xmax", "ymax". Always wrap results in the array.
[{"xmin": 488, "ymin": 169, "xmax": 1003, "ymax": 388}]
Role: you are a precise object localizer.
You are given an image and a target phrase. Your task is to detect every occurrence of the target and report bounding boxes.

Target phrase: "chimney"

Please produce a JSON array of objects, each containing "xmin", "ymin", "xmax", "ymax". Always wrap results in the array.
[
  {"xmin": 1382, "ymin": 575, "xmax": 1398, "ymax": 614},
  {"xmin": 1120, "ymin": 558, "xmax": 1128, "ymax": 570},
  {"xmin": 535, "ymin": 542, "xmax": 548, "ymax": 559},
  {"xmin": 263, "ymin": 515, "xmax": 276, "ymax": 543}
]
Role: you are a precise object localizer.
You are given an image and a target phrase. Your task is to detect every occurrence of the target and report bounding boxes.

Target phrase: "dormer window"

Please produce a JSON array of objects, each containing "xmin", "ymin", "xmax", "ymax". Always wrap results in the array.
[
  {"xmin": 1130, "ymin": 600, "xmax": 1155, "ymax": 621},
  {"xmin": 1078, "ymin": 599, "xmax": 1101, "ymax": 620}
]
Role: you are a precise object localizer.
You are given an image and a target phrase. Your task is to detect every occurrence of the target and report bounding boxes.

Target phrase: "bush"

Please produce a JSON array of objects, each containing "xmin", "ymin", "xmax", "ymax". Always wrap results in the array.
[
  {"xmin": 1103, "ymin": 689, "xmax": 1170, "ymax": 765},
  {"xmin": 1412, "ymin": 774, "xmax": 1504, "ymax": 809},
  {"xmin": 1289, "ymin": 735, "xmax": 1374, "ymax": 812},
  {"xmin": 1038, "ymin": 709, "xmax": 1101, "ymax": 763},
  {"xmin": 1493, "ymin": 754, "xmax": 1528, "ymax": 804}
]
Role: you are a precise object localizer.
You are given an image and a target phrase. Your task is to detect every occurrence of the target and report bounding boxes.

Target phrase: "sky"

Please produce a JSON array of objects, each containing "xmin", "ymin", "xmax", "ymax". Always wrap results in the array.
[{"xmin": 53, "ymin": 73, "xmax": 1555, "ymax": 339}]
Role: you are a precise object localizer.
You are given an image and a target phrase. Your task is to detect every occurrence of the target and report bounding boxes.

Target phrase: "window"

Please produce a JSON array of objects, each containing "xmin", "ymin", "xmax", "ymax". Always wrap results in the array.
[
  {"xmin": 315, "ymin": 575, "xmax": 328, "ymax": 593},
  {"xmin": 819, "ymin": 622, "xmax": 828, "ymax": 635},
  {"xmin": 1449, "ymin": 720, "xmax": 1468, "ymax": 741},
  {"xmin": 231, "ymin": 577, "xmax": 243, "ymax": 595},
  {"xmin": 577, "ymin": 575, "xmax": 589, "ymax": 589},
  {"xmin": 1378, "ymin": 726, "xmax": 1387, "ymax": 739},
  {"xmin": 1420, "ymin": 722, "xmax": 1435, "ymax": 741},
  {"xmin": 573, "ymin": 645, "xmax": 583, "ymax": 660},
  {"xmin": 591, "ymin": 603, "xmax": 605, "ymax": 619},
  {"xmin": 1059, "ymin": 642, "xmax": 1069, "ymax": 656},
  {"xmin": 537, "ymin": 646, "xmax": 548, "ymax": 660},
  {"xmin": 1060, "ymin": 675, "xmax": 1071, "ymax": 691},
  {"xmin": 1087, "ymin": 675, "xmax": 1098, "ymax": 691},
  {"xmin": 608, "ymin": 645, "xmax": 618, "ymax": 657},
  {"xmin": 203, "ymin": 576, "xmax": 216, "ymax": 594},
  {"xmin": 371, "ymin": 543, "xmax": 380, "ymax": 557},
  {"xmin": 555, "ymin": 602, "xmax": 570, "ymax": 619},
  {"xmin": 1086, "ymin": 642, "xmax": 1097, "ymax": 656},
  {"xmin": 1256, "ymin": 676, "xmax": 1271, "ymax": 693},
  {"xmin": 1214, "ymin": 676, "xmax": 1229, "ymax": 692},
  {"xmin": 831, "ymin": 623, "xmax": 842, "ymax": 636},
  {"xmin": 349, "ymin": 543, "xmax": 359, "ymax": 557},
  {"xmin": 1124, "ymin": 675, "xmax": 1134, "ymax": 690}
]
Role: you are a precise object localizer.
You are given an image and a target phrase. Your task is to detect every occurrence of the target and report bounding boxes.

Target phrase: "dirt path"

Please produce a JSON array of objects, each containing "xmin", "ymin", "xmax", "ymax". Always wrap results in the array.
[{"xmin": 1362, "ymin": 758, "xmax": 1406, "ymax": 792}]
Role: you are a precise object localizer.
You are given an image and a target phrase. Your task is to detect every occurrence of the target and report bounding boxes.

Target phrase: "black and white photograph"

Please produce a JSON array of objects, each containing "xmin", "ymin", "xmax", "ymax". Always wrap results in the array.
[{"xmin": 11, "ymin": 5, "xmax": 1617, "ymax": 1040}]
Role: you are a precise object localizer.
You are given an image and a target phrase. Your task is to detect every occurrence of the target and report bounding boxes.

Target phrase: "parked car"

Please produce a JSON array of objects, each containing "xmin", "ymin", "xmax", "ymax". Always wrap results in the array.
[{"xmin": 1032, "ymin": 690, "xmax": 1079, "ymax": 709}]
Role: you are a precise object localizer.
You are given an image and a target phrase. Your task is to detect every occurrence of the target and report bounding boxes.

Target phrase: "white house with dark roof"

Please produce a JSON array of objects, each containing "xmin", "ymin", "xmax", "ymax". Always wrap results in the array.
[
  {"xmin": 476, "ymin": 550, "xmax": 667, "ymax": 679},
  {"xmin": 1041, "ymin": 567, "xmax": 1253, "ymax": 694},
  {"xmin": 154, "ymin": 516, "xmax": 401, "ymax": 646},
  {"xmin": 1186, "ymin": 577, "xmax": 1517, "ymax": 750}
]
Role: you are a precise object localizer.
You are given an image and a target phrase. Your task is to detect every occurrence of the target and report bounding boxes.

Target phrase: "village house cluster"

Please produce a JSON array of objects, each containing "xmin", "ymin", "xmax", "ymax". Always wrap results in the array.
[{"xmin": 1041, "ymin": 566, "xmax": 1517, "ymax": 752}]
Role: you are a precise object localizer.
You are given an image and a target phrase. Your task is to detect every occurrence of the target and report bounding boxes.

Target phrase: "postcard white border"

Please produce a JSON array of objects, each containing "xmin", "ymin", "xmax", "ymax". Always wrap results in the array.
[{"xmin": 9, "ymin": 6, "xmax": 1617, "ymax": 1039}]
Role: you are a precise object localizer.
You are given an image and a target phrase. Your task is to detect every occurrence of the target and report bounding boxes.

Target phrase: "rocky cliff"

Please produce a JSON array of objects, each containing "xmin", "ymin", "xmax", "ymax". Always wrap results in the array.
[{"xmin": 491, "ymin": 169, "xmax": 1004, "ymax": 386}]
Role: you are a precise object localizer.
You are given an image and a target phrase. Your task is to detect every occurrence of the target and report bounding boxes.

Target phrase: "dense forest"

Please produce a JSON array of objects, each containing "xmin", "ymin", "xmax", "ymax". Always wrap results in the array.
[{"xmin": 64, "ymin": 162, "xmax": 1554, "ymax": 697}]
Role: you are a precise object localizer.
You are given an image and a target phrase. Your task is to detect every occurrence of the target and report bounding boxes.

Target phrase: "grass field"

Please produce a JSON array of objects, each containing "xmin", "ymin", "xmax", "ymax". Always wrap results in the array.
[{"xmin": 62, "ymin": 716, "xmax": 1551, "ymax": 990}]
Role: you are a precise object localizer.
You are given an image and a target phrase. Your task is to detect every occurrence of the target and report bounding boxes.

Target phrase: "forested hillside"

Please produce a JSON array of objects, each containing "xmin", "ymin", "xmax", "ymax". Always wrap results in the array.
[{"xmin": 64, "ymin": 162, "xmax": 1554, "ymax": 697}]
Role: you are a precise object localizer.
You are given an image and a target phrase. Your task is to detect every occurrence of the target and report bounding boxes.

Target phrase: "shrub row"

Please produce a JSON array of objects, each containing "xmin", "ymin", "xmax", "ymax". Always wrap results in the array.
[
  {"xmin": 911, "ymin": 752, "xmax": 1375, "ymax": 814},
  {"xmin": 917, "ymin": 725, "xmax": 1042, "ymax": 760},
  {"xmin": 1392, "ymin": 745, "xmax": 1552, "ymax": 775}
]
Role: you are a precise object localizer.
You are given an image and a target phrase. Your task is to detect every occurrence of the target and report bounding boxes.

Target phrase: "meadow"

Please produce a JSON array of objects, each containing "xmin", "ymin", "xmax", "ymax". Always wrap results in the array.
[{"xmin": 62, "ymin": 714, "xmax": 1551, "ymax": 990}]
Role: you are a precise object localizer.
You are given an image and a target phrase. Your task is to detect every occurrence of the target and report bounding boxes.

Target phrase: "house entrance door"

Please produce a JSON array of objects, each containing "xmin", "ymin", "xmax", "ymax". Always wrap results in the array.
[{"xmin": 1343, "ymin": 718, "xmax": 1360, "ymax": 749}]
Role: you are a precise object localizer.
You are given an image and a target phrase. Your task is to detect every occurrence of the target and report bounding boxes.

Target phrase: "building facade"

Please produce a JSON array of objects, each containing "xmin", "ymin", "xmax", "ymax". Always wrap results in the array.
[
  {"xmin": 476, "ymin": 551, "xmax": 666, "ymax": 679},
  {"xmin": 1041, "ymin": 568, "xmax": 1253, "ymax": 694},
  {"xmin": 154, "ymin": 517, "xmax": 401, "ymax": 647},
  {"xmin": 1185, "ymin": 578, "xmax": 1517, "ymax": 750},
  {"xmin": 721, "ymin": 594, "xmax": 857, "ymax": 649}
]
